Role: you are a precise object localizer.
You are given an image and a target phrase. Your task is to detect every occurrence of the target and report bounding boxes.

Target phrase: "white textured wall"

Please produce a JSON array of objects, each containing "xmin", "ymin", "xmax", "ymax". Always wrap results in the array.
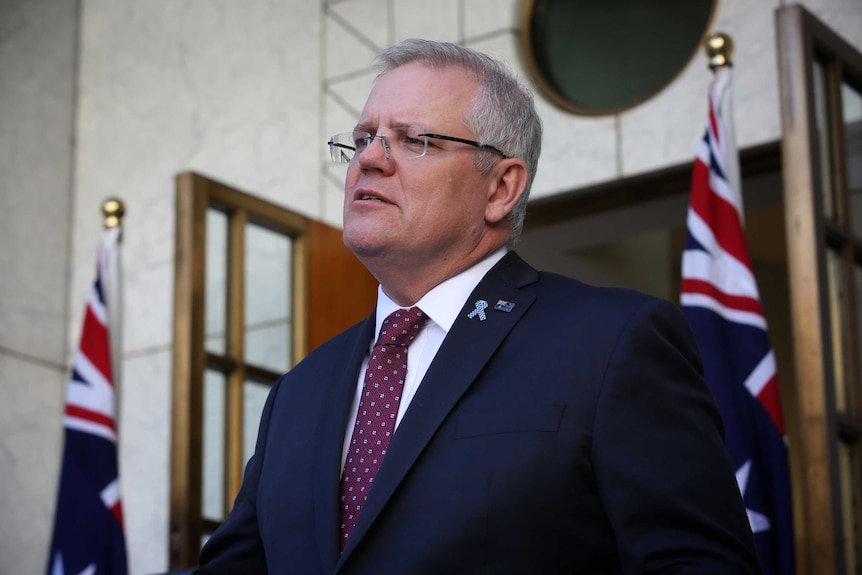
[
  {"xmin": 2, "ymin": 1, "xmax": 862, "ymax": 574},
  {"xmin": 69, "ymin": 1, "xmax": 322, "ymax": 573},
  {"xmin": 0, "ymin": 0, "xmax": 77, "ymax": 573},
  {"xmin": 321, "ymin": 0, "xmax": 862, "ymax": 208}
]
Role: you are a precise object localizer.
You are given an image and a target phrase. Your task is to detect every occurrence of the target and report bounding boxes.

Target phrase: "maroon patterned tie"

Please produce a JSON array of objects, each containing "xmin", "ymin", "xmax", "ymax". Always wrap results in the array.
[{"xmin": 339, "ymin": 307, "xmax": 427, "ymax": 551}]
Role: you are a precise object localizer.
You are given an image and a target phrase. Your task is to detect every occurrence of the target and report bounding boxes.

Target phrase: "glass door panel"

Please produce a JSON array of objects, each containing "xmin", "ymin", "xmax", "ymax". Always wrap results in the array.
[
  {"xmin": 843, "ymin": 81, "xmax": 862, "ymax": 237},
  {"xmin": 814, "ymin": 60, "xmax": 838, "ymax": 221},
  {"xmin": 202, "ymin": 369, "xmax": 226, "ymax": 522},
  {"xmin": 827, "ymin": 248, "xmax": 851, "ymax": 413},
  {"xmin": 205, "ymin": 209, "xmax": 228, "ymax": 355},
  {"xmin": 242, "ymin": 380, "xmax": 270, "ymax": 466},
  {"xmin": 243, "ymin": 222, "xmax": 292, "ymax": 374}
]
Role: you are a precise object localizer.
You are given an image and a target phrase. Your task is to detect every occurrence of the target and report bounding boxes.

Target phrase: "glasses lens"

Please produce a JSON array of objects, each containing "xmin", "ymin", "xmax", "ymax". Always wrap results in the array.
[
  {"xmin": 328, "ymin": 133, "xmax": 356, "ymax": 164},
  {"xmin": 328, "ymin": 129, "xmax": 430, "ymax": 163},
  {"xmin": 394, "ymin": 129, "xmax": 428, "ymax": 158},
  {"xmin": 352, "ymin": 131, "xmax": 375, "ymax": 156}
]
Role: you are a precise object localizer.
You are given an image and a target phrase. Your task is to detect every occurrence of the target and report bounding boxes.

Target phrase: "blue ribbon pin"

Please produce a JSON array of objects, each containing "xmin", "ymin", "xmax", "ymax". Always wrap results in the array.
[{"xmin": 467, "ymin": 300, "xmax": 489, "ymax": 321}]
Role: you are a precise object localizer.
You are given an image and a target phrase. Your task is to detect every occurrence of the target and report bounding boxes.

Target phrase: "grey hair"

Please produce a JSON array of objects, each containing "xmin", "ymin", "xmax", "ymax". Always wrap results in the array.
[{"xmin": 375, "ymin": 39, "xmax": 543, "ymax": 243}]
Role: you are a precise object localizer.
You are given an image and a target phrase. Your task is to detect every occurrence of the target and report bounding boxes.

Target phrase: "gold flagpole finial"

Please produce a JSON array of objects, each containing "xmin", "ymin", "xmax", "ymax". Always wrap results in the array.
[
  {"xmin": 705, "ymin": 32, "xmax": 734, "ymax": 70},
  {"xmin": 102, "ymin": 197, "xmax": 126, "ymax": 229}
]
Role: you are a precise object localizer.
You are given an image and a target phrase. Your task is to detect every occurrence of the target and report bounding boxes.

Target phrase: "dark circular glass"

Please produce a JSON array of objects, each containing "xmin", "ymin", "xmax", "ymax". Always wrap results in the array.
[{"xmin": 521, "ymin": 0, "xmax": 716, "ymax": 115}]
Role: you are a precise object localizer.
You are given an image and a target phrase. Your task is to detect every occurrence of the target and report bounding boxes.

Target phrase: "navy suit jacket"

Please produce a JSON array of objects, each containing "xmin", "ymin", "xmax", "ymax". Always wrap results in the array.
[{"xmin": 197, "ymin": 252, "xmax": 761, "ymax": 574}]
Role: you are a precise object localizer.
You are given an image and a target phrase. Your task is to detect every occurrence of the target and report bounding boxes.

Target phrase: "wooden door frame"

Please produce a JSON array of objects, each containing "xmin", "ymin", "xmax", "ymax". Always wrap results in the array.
[
  {"xmin": 169, "ymin": 172, "xmax": 376, "ymax": 569},
  {"xmin": 777, "ymin": 5, "xmax": 862, "ymax": 574}
]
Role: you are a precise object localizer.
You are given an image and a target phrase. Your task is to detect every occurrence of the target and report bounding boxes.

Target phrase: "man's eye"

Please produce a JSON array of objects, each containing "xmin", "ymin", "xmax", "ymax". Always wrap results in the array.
[
  {"xmin": 401, "ymin": 135, "xmax": 426, "ymax": 150},
  {"xmin": 354, "ymin": 136, "xmax": 373, "ymax": 149}
]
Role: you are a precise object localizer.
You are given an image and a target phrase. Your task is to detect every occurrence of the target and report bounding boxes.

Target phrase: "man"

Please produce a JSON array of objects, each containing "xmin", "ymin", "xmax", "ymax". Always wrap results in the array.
[{"xmin": 197, "ymin": 39, "xmax": 761, "ymax": 574}]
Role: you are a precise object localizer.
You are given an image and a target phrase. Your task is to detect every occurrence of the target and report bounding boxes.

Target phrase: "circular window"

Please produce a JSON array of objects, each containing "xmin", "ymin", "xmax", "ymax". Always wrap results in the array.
[{"xmin": 521, "ymin": 0, "xmax": 716, "ymax": 115}]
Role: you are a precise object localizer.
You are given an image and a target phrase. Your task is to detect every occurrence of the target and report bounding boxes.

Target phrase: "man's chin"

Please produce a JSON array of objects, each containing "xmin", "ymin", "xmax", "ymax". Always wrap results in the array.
[{"xmin": 342, "ymin": 231, "xmax": 388, "ymax": 261}]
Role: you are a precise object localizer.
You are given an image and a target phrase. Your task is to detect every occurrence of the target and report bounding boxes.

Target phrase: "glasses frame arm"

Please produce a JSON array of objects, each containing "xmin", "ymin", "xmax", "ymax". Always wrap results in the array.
[{"xmin": 418, "ymin": 133, "xmax": 509, "ymax": 158}]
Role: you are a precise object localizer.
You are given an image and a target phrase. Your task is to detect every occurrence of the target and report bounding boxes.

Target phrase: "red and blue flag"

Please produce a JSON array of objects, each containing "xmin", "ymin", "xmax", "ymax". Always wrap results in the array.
[
  {"xmin": 681, "ymin": 65, "xmax": 795, "ymax": 575},
  {"xmin": 47, "ymin": 226, "xmax": 127, "ymax": 575}
]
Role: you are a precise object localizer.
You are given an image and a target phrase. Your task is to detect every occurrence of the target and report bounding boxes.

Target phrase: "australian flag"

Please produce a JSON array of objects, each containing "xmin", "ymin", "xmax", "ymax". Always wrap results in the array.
[
  {"xmin": 47, "ymin": 226, "xmax": 128, "ymax": 575},
  {"xmin": 681, "ymin": 64, "xmax": 795, "ymax": 575}
]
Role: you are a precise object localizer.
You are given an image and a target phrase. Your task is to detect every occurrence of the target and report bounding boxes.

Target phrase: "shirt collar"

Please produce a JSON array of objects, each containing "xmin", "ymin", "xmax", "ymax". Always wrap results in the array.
[{"xmin": 374, "ymin": 247, "xmax": 507, "ymax": 337}]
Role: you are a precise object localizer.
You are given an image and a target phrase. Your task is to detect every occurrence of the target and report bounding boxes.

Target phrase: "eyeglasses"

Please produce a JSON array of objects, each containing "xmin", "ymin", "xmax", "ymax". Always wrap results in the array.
[{"xmin": 327, "ymin": 127, "xmax": 509, "ymax": 164}]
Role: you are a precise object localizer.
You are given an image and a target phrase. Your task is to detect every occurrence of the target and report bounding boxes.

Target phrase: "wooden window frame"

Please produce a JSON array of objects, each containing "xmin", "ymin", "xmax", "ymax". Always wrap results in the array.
[
  {"xmin": 169, "ymin": 172, "xmax": 309, "ymax": 569},
  {"xmin": 777, "ymin": 5, "xmax": 862, "ymax": 574}
]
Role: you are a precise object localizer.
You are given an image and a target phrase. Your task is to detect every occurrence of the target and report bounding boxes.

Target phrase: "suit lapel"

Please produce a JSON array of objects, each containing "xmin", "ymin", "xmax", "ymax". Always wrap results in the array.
[
  {"xmin": 338, "ymin": 252, "xmax": 539, "ymax": 561},
  {"xmin": 313, "ymin": 313, "xmax": 376, "ymax": 573}
]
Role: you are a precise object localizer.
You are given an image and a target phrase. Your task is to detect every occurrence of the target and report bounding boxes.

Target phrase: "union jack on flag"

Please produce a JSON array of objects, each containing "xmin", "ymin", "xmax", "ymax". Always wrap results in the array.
[
  {"xmin": 681, "ymin": 64, "xmax": 795, "ymax": 575},
  {"xmin": 47, "ymin": 225, "xmax": 127, "ymax": 575}
]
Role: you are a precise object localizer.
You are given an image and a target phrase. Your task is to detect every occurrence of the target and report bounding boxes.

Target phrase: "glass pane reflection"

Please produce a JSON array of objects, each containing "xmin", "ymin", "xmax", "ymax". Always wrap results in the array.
[
  {"xmin": 814, "ymin": 61, "xmax": 837, "ymax": 220},
  {"xmin": 243, "ymin": 380, "xmax": 270, "ymax": 466},
  {"xmin": 842, "ymin": 81, "xmax": 862, "ymax": 237},
  {"xmin": 202, "ymin": 369, "xmax": 226, "ymax": 521},
  {"xmin": 206, "ymin": 209, "xmax": 228, "ymax": 354},
  {"xmin": 827, "ymin": 249, "xmax": 850, "ymax": 413},
  {"xmin": 244, "ymin": 223, "xmax": 292, "ymax": 373},
  {"xmin": 857, "ymin": 265, "xmax": 862, "ymax": 407},
  {"xmin": 838, "ymin": 441, "xmax": 860, "ymax": 575}
]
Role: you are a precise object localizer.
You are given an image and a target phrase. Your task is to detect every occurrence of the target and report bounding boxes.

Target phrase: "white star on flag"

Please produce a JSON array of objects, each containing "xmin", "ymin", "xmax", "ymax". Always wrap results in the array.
[
  {"xmin": 51, "ymin": 553, "xmax": 96, "ymax": 575},
  {"xmin": 736, "ymin": 460, "xmax": 772, "ymax": 534}
]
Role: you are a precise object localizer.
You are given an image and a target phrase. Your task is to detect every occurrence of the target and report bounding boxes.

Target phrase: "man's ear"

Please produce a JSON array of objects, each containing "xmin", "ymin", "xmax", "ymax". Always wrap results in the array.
[{"xmin": 485, "ymin": 158, "xmax": 528, "ymax": 225}]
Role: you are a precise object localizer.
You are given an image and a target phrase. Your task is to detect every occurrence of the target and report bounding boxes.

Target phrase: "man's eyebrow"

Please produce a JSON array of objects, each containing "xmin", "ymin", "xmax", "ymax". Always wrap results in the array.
[
  {"xmin": 353, "ymin": 121, "xmax": 427, "ymax": 133},
  {"xmin": 389, "ymin": 121, "xmax": 424, "ymax": 130}
]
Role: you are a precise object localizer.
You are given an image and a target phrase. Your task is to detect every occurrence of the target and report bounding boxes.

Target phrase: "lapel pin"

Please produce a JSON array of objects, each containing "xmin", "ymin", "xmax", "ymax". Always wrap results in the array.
[
  {"xmin": 494, "ymin": 300, "xmax": 515, "ymax": 313},
  {"xmin": 467, "ymin": 299, "xmax": 489, "ymax": 321}
]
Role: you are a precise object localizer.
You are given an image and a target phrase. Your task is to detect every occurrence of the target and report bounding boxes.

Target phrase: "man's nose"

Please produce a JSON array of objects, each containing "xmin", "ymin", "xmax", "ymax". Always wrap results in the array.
[{"xmin": 357, "ymin": 134, "xmax": 392, "ymax": 164}]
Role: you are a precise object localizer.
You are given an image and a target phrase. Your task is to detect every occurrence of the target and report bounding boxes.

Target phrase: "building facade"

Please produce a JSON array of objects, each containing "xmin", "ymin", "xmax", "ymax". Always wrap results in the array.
[{"xmin": 1, "ymin": 0, "xmax": 861, "ymax": 573}]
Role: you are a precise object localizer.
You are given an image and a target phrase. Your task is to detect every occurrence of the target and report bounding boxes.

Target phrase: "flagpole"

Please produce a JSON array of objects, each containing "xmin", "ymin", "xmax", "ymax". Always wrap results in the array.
[
  {"xmin": 704, "ymin": 33, "xmax": 744, "ymax": 225},
  {"xmin": 46, "ymin": 198, "xmax": 129, "ymax": 575},
  {"xmin": 101, "ymin": 198, "xmax": 125, "ymax": 424},
  {"xmin": 705, "ymin": 32, "xmax": 734, "ymax": 70},
  {"xmin": 681, "ymin": 31, "xmax": 796, "ymax": 575}
]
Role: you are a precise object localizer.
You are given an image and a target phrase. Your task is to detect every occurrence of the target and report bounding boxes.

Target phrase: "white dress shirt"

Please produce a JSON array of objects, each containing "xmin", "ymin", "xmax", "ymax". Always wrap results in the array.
[{"xmin": 340, "ymin": 247, "xmax": 506, "ymax": 470}]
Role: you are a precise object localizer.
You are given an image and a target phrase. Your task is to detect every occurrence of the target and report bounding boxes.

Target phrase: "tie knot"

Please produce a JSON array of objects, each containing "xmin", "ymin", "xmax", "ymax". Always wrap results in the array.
[{"xmin": 376, "ymin": 307, "xmax": 426, "ymax": 347}]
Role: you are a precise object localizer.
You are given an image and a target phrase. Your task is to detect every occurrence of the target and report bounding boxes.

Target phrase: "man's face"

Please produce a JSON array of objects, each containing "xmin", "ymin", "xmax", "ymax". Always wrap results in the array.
[{"xmin": 342, "ymin": 62, "xmax": 496, "ymax": 272}]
